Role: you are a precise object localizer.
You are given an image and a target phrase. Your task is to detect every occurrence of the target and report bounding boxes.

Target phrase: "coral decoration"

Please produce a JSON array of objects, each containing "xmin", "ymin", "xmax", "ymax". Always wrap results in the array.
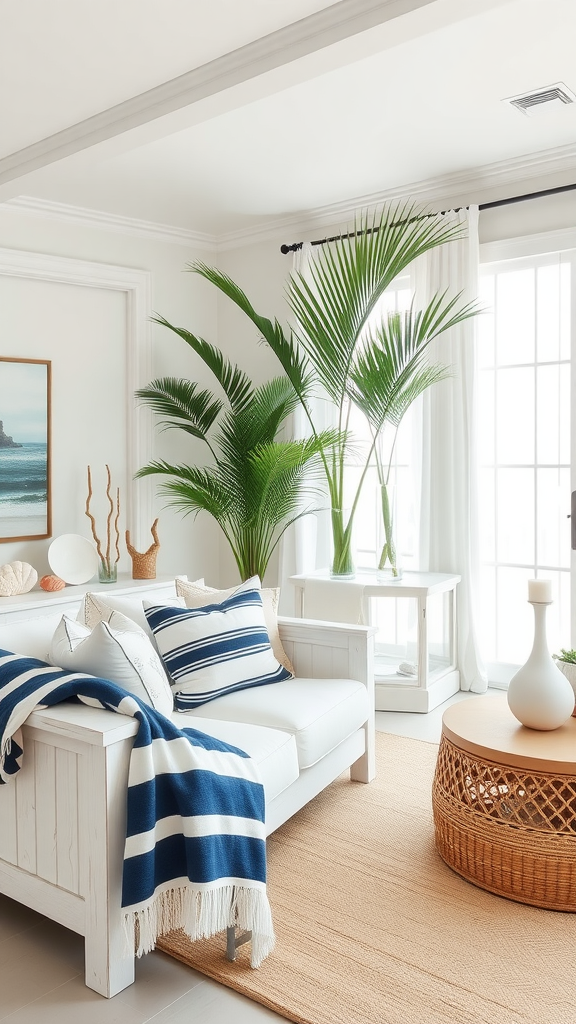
[
  {"xmin": 39, "ymin": 574, "xmax": 66, "ymax": 592},
  {"xmin": 126, "ymin": 519, "xmax": 160, "ymax": 579},
  {"xmin": 85, "ymin": 465, "xmax": 121, "ymax": 578},
  {"xmin": 0, "ymin": 561, "xmax": 38, "ymax": 597}
]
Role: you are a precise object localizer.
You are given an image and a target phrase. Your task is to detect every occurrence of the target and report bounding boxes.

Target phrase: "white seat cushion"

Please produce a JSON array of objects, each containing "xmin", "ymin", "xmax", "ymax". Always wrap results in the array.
[
  {"xmin": 170, "ymin": 713, "xmax": 299, "ymax": 804},
  {"xmin": 189, "ymin": 677, "xmax": 369, "ymax": 770}
]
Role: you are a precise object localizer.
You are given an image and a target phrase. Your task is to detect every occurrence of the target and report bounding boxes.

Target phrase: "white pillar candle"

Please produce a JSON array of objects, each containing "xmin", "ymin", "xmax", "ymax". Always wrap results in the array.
[{"xmin": 528, "ymin": 579, "xmax": 552, "ymax": 603}]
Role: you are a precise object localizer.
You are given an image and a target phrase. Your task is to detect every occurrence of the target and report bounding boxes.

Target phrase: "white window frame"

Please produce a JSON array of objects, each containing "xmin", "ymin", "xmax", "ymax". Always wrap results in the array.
[{"xmin": 479, "ymin": 226, "xmax": 576, "ymax": 686}]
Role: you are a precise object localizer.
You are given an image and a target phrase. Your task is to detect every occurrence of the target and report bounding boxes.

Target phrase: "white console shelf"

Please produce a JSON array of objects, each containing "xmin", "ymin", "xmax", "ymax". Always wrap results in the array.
[
  {"xmin": 290, "ymin": 569, "xmax": 461, "ymax": 713},
  {"xmin": 0, "ymin": 574, "xmax": 175, "ymax": 615}
]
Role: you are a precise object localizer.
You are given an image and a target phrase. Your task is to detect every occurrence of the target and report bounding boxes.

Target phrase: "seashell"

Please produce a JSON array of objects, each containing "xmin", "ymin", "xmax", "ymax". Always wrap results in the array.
[
  {"xmin": 0, "ymin": 561, "xmax": 38, "ymax": 597},
  {"xmin": 39, "ymin": 574, "xmax": 66, "ymax": 592}
]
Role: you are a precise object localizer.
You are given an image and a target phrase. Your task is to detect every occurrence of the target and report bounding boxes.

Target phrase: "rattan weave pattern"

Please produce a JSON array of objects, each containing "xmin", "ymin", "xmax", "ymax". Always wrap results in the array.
[{"xmin": 432, "ymin": 734, "xmax": 576, "ymax": 911}]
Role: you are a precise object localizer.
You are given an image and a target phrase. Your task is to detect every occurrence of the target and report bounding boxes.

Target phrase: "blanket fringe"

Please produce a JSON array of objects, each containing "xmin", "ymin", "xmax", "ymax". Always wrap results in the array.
[{"xmin": 126, "ymin": 884, "xmax": 275, "ymax": 968}]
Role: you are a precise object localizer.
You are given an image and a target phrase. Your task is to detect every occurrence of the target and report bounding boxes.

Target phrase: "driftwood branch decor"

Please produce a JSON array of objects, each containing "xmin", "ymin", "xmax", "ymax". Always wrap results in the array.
[
  {"xmin": 85, "ymin": 465, "xmax": 120, "ymax": 582},
  {"xmin": 125, "ymin": 518, "xmax": 160, "ymax": 579}
]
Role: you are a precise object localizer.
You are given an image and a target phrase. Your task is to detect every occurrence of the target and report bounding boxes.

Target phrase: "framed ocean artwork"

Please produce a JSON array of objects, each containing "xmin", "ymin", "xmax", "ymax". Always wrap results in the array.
[{"xmin": 0, "ymin": 357, "xmax": 51, "ymax": 542}]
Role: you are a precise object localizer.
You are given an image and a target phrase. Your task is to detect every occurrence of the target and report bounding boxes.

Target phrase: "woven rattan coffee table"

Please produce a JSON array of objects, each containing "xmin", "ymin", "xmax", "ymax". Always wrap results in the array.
[{"xmin": 432, "ymin": 695, "xmax": 576, "ymax": 911}]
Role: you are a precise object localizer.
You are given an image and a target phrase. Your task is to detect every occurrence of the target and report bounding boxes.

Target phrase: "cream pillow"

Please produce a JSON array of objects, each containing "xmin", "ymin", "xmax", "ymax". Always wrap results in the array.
[
  {"xmin": 50, "ymin": 611, "xmax": 174, "ymax": 715},
  {"xmin": 175, "ymin": 575, "xmax": 295, "ymax": 676}
]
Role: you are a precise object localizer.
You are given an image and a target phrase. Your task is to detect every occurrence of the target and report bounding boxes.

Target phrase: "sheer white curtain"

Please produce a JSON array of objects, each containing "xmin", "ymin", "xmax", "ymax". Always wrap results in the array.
[
  {"xmin": 414, "ymin": 206, "xmax": 487, "ymax": 692},
  {"xmin": 277, "ymin": 243, "xmax": 334, "ymax": 615}
]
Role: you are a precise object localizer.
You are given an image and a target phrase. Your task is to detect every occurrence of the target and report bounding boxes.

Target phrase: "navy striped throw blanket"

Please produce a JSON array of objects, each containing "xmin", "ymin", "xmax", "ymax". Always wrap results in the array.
[{"xmin": 0, "ymin": 650, "xmax": 275, "ymax": 967}]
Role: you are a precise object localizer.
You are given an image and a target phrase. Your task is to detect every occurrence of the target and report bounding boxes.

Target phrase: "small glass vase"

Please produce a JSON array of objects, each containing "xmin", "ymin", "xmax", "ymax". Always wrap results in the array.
[
  {"xmin": 330, "ymin": 507, "xmax": 355, "ymax": 579},
  {"xmin": 376, "ymin": 483, "xmax": 402, "ymax": 582},
  {"xmin": 98, "ymin": 559, "xmax": 117, "ymax": 584}
]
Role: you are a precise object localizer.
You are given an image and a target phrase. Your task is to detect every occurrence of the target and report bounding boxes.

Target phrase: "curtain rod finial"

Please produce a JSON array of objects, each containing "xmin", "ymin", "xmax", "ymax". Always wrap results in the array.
[{"xmin": 280, "ymin": 242, "xmax": 303, "ymax": 254}]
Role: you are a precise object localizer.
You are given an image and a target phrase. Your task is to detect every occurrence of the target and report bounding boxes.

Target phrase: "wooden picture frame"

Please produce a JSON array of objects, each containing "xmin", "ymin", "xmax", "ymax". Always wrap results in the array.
[{"xmin": 0, "ymin": 357, "xmax": 51, "ymax": 542}]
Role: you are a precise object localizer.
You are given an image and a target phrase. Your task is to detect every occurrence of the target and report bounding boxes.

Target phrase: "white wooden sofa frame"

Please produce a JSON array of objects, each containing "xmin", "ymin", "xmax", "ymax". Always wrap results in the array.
[{"xmin": 0, "ymin": 582, "xmax": 375, "ymax": 997}]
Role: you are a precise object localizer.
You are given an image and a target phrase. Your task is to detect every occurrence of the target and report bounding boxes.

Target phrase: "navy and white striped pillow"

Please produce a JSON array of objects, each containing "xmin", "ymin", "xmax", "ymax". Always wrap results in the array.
[{"xmin": 144, "ymin": 581, "xmax": 292, "ymax": 710}]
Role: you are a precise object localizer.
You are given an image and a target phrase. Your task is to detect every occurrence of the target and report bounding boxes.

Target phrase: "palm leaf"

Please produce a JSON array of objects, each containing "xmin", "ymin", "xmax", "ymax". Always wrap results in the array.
[
  {"xmin": 348, "ymin": 292, "xmax": 479, "ymax": 433},
  {"xmin": 135, "ymin": 378, "xmax": 222, "ymax": 441},
  {"xmin": 135, "ymin": 461, "xmax": 235, "ymax": 518},
  {"xmin": 152, "ymin": 314, "xmax": 253, "ymax": 412},
  {"xmin": 188, "ymin": 263, "xmax": 315, "ymax": 411},
  {"xmin": 287, "ymin": 202, "xmax": 467, "ymax": 408}
]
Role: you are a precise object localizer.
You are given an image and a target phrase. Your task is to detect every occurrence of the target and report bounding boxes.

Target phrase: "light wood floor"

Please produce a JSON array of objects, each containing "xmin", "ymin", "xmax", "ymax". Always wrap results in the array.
[{"xmin": 0, "ymin": 690, "xmax": 481, "ymax": 1023}]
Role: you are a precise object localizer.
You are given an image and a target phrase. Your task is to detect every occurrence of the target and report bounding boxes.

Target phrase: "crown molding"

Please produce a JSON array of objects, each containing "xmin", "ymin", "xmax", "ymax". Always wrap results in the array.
[
  {"xmin": 215, "ymin": 142, "xmax": 576, "ymax": 251},
  {"xmin": 0, "ymin": 0, "xmax": 434, "ymax": 188},
  {"xmin": 4, "ymin": 142, "xmax": 576, "ymax": 256},
  {"xmin": 3, "ymin": 196, "xmax": 217, "ymax": 250}
]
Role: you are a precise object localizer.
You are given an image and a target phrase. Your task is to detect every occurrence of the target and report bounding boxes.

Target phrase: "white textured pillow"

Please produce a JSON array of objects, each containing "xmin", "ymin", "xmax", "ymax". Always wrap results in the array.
[
  {"xmin": 49, "ymin": 612, "xmax": 174, "ymax": 715},
  {"xmin": 78, "ymin": 591, "xmax": 185, "ymax": 641},
  {"xmin": 145, "ymin": 578, "xmax": 293, "ymax": 710},
  {"xmin": 175, "ymin": 576, "xmax": 295, "ymax": 676}
]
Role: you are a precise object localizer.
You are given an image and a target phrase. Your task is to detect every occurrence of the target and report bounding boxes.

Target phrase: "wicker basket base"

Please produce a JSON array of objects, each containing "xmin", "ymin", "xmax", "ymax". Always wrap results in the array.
[{"xmin": 432, "ymin": 734, "xmax": 576, "ymax": 911}]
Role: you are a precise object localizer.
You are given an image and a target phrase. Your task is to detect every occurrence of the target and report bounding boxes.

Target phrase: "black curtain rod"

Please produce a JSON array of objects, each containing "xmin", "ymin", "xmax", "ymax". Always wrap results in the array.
[{"xmin": 279, "ymin": 181, "xmax": 576, "ymax": 254}]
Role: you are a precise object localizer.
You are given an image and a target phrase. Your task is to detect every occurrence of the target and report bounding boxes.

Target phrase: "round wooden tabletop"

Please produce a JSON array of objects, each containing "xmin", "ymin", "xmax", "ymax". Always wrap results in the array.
[{"xmin": 442, "ymin": 695, "xmax": 576, "ymax": 775}]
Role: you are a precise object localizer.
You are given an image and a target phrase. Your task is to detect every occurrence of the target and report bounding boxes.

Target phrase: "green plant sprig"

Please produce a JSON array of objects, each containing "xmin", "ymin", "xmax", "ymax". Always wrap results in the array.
[{"xmin": 553, "ymin": 648, "xmax": 576, "ymax": 664}]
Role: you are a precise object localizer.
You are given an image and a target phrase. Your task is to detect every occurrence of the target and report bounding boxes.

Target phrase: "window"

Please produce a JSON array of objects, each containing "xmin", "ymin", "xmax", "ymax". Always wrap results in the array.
[{"xmin": 477, "ymin": 248, "xmax": 575, "ymax": 682}]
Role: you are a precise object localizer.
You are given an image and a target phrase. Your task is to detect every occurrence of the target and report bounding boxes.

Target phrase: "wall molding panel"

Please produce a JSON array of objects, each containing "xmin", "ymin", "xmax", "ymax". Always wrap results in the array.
[{"xmin": 0, "ymin": 247, "xmax": 153, "ymax": 545}]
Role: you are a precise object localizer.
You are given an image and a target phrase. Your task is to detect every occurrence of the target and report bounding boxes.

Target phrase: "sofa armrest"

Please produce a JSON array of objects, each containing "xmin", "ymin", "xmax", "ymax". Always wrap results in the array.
[
  {"xmin": 278, "ymin": 616, "xmax": 375, "ymax": 687},
  {"xmin": 278, "ymin": 616, "xmax": 376, "ymax": 783}
]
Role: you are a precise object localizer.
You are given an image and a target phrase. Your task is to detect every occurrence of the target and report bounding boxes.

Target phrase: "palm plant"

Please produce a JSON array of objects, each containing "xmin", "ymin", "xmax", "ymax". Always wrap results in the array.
[
  {"xmin": 189, "ymin": 201, "xmax": 480, "ymax": 577},
  {"xmin": 135, "ymin": 326, "xmax": 337, "ymax": 581}
]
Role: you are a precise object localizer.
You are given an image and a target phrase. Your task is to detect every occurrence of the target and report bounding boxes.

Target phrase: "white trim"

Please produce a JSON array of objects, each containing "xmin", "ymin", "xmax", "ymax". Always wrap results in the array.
[
  {"xmin": 216, "ymin": 143, "xmax": 576, "ymax": 251},
  {"xmin": 3, "ymin": 197, "xmax": 215, "ymax": 251},
  {"xmin": 480, "ymin": 226, "xmax": 576, "ymax": 264},
  {"xmin": 3, "ymin": 149, "xmax": 576, "ymax": 255},
  {"xmin": 0, "ymin": 247, "xmax": 153, "ymax": 545}
]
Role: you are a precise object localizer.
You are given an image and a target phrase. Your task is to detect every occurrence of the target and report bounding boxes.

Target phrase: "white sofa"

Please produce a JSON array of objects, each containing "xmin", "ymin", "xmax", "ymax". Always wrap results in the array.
[{"xmin": 0, "ymin": 577, "xmax": 375, "ymax": 997}]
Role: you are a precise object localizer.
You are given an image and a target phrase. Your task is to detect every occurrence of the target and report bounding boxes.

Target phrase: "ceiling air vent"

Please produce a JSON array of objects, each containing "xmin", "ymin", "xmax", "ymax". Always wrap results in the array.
[{"xmin": 505, "ymin": 83, "xmax": 576, "ymax": 116}]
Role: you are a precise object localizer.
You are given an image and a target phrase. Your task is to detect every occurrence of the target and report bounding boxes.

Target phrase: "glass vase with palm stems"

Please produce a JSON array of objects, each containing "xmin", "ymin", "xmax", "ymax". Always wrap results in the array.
[{"xmin": 374, "ymin": 426, "xmax": 402, "ymax": 581}]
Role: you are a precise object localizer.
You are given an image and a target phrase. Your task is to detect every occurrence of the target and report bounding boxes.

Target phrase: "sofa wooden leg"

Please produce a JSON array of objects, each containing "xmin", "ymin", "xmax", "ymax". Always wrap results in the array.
[
  {"xmin": 350, "ymin": 723, "xmax": 376, "ymax": 782},
  {"xmin": 226, "ymin": 925, "xmax": 252, "ymax": 961},
  {"xmin": 84, "ymin": 924, "xmax": 135, "ymax": 998}
]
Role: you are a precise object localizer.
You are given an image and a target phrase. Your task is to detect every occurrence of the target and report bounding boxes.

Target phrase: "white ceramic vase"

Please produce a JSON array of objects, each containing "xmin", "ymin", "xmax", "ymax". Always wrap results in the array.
[{"xmin": 507, "ymin": 600, "xmax": 575, "ymax": 731}]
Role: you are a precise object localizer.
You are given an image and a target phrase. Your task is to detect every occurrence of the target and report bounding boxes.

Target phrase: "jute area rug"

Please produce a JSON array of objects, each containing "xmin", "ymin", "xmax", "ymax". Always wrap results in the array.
[{"xmin": 157, "ymin": 732, "xmax": 576, "ymax": 1024}]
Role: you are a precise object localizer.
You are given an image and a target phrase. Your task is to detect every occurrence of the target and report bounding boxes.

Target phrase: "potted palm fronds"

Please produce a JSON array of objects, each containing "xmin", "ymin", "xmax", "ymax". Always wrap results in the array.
[
  {"xmin": 136, "ymin": 325, "xmax": 336, "ymax": 582},
  {"xmin": 189, "ymin": 201, "xmax": 479, "ymax": 577},
  {"xmin": 553, "ymin": 649, "xmax": 576, "ymax": 713}
]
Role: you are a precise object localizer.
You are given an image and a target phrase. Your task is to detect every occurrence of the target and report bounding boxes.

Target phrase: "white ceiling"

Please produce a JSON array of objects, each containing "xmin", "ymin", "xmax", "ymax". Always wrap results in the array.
[{"xmin": 1, "ymin": 0, "xmax": 576, "ymax": 242}]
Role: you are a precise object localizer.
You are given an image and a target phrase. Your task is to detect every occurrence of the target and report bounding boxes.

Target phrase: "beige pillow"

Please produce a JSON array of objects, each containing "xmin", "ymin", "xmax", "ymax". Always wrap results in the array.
[{"xmin": 175, "ymin": 576, "xmax": 295, "ymax": 676}]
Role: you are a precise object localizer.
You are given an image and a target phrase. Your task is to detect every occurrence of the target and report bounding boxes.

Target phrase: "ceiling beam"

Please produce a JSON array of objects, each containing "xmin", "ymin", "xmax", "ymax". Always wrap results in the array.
[{"xmin": 0, "ymin": 0, "xmax": 516, "ymax": 196}]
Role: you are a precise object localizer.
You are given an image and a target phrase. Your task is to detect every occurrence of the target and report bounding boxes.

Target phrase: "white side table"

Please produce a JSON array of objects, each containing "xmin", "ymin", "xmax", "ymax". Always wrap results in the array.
[{"xmin": 289, "ymin": 569, "xmax": 460, "ymax": 713}]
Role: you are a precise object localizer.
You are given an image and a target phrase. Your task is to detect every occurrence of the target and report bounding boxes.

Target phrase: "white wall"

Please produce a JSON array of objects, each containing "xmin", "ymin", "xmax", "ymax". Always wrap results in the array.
[
  {"xmin": 0, "ymin": 205, "xmax": 221, "ymax": 583},
  {"xmin": 1, "ymin": 181, "xmax": 574, "ymax": 592}
]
